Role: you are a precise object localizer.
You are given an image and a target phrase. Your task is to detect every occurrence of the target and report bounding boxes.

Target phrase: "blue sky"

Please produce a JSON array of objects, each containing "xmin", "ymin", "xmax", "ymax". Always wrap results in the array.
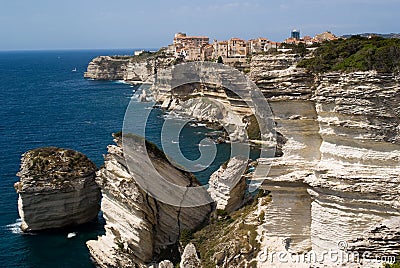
[{"xmin": 1, "ymin": 0, "xmax": 399, "ymax": 50}]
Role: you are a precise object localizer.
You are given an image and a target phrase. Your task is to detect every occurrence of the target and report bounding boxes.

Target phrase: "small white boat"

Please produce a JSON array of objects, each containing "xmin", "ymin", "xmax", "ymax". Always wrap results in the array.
[
  {"xmin": 67, "ymin": 232, "xmax": 77, "ymax": 238},
  {"xmin": 71, "ymin": 67, "xmax": 77, "ymax": 72}
]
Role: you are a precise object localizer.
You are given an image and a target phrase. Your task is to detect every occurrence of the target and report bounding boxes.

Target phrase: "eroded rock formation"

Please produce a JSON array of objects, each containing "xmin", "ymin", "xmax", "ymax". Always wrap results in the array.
[
  {"xmin": 307, "ymin": 71, "xmax": 400, "ymax": 258},
  {"xmin": 84, "ymin": 56, "xmax": 130, "ymax": 80},
  {"xmin": 251, "ymin": 55, "xmax": 400, "ymax": 266},
  {"xmin": 86, "ymin": 134, "xmax": 211, "ymax": 267},
  {"xmin": 14, "ymin": 147, "xmax": 101, "ymax": 232},
  {"xmin": 83, "ymin": 51, "xmax": 400, "ymax": 266},
  {"xmin": 84, "ymin": 52, "xmax": 175, "ymax": 82},
  {"xmin": 207, "ymin": 156, "xmax": 248, "ymax": 213}
]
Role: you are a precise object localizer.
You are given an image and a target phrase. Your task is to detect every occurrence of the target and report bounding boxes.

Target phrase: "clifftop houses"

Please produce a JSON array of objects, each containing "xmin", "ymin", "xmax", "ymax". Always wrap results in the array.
[
  {"xmin": 283, "ymin": 29, "xmax": 338, "ymax": 45},
  {"xmin": 166, "ymin": 30, "xmax": 338, "ymax": 62}
]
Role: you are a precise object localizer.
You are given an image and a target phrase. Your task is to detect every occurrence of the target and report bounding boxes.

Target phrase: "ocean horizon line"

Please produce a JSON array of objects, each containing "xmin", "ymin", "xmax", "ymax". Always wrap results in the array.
[{"xmin": 0, "ymin": 47, "xmax": 160, "ymax": 53}]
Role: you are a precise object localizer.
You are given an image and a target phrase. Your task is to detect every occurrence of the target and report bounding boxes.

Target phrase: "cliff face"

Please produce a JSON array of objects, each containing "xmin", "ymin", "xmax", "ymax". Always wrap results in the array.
[
  {"xmin": 84, "ymin": 53, "xmax": 175, "ymax": 82},
  {"xmin": 250, "ymin": 53, "xmax": 400, "ymax": 266},
  {"xmin": 14, "ymin": 147, "xmax": 101, "ymax": 232},
  {"xmin": 83, "ymin": 52, "xmax": 400, "ymax": 265},
  {"xmin": 84, "ymin": 56, "xmax": 130, "ymax": 80},
  {"xmin": 308, "ymin": 71, "xmax": 400, "ymax": 257},
  {"xmin": 251, "ymin": 54, "xmax": 319, "ymax": 256},
  {"xmin": 87, "ymin": 135, "xmax": 211, "ymax": 267},
  {"xmin": 250, "ymin": 54, "xmax": 315, "ymax": 100}
]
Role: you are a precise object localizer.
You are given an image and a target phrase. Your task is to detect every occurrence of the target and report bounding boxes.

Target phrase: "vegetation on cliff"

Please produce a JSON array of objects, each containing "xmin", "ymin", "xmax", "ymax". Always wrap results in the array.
[
  {"xmin": 180, "ymin": 190, "xmax": 271, "ymax": 267},
  {"xmin": 384, "ymin": 261, "xmax": 400, "ymax": 268},
  {"xmin": 21, "ymin": 147, "xmax": 97, "ymax": 181},
  {"xmin": 110, "ymin": 48, "xmax": 168, "ymax": 61},
  {"xmin": 298, "ymin": 36, "xmax": 400, "ymax": 73}
]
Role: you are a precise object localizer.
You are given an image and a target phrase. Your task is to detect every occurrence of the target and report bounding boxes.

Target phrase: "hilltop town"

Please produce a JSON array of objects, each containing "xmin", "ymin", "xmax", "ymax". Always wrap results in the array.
[{"xmin": 162, "ymin": 30, "xmax": 338, "ymax": 62}]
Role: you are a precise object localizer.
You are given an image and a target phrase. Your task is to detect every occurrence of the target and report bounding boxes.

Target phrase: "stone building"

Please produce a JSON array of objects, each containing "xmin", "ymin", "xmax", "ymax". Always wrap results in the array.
[
  {"xmin": 228, "ymin": 38, "xmax": 247, "ymax": 58},
  {"xmin": 173, "ymin": 32, "xmax": 209, "ymax": 48}
]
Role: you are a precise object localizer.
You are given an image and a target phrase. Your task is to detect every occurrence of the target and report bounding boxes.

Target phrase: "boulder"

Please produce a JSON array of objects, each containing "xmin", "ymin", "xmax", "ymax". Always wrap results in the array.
[{"xmin": 180, "ymin": 243, "xmax": 202, "ymax": 268}]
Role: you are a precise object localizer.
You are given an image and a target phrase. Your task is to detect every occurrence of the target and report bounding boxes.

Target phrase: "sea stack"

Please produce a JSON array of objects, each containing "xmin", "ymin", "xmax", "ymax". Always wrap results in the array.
[{"xmin": 14, "ymin": 147, "xmax": 101, "ymax": 232}]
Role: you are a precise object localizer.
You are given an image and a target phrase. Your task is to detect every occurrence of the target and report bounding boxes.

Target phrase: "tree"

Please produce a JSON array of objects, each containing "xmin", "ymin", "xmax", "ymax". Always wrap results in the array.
[{"xmin": 217, "ymin": 56, "xmax": 223, "ymax": 64}]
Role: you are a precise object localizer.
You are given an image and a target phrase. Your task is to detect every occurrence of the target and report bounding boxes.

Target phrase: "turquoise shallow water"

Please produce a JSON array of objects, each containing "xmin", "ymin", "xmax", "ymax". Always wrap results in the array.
[{"xmin": 0, "ymin": 50, "xmax": 256, "ymax": 267}]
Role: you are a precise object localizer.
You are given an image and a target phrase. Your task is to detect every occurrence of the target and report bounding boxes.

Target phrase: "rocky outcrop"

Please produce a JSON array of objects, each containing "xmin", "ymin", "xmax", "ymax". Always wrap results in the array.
[
  {"xmin": 84, "ymin": 52, "xmax": 175, "ymax": 82},
  {"xmin": 14, "ymin": 147, "xmax": 101, "ymax": 232},
  {"xmin": 82, "ymin": 51, "xmax": 400, "ymax": 266},
  {"xmin": 157, "ymin": 260, "xmax": 174, "ymax": 268},
  {"xmin": 87, "ymin": 134, "xmax": 211, "ymax": 267},
  {"xmin": 84, "ymin": 56, "xmax": 130, "ymax": 80},
  {"xmin": 180, "ymin": 243, "xmax": 202, "ymax": 268},
  {"xmin": 207, "ymin": 157, "xmax": 248, "ymax": 213},
  {"xmin": 250, "ymin": 54, "xmax": 315, "ymax": 100}
]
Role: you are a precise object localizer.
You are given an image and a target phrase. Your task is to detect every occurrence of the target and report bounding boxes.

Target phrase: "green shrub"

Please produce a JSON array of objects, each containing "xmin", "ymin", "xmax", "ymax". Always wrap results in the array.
[
  {"xmin": 384, "ymin": 259, "xmax": 400, "ymax": 268},
  {"xmin": 216, "ymin": 209, "xmax": 228, "ymax": 217},
  {"xmin": 179, "ymin": 229, "xmax": 194, "ymax": 247},
  {"xmin": 298, "ymin": 36, "xmax": 400, "ymax": 73}
]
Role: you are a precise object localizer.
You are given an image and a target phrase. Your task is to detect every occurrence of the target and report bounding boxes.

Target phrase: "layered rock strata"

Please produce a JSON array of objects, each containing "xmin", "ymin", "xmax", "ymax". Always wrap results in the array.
[
  {"xmin": 250, "ymin": 55, "xmax": 321, "ymax": 256},
  {"xmin": 87, "ymin": 134, "xmax": 211, "ymax": 267},
  {"xmin": 84, "ymin": 56, "xmax": 130, "ymax": 80},
  {"xmin": 84, "ymin": 52, "xmax": 175, "ymax": 82},
  {"xmin": 348, "ymin": 217, "xmax": 400, "ymax": 258},
  {"xmin": 307, "ymin": 71, "xmax": 400, "ymax": 260},
  {"xmin": 250, "ymin": 54, "xmax": 315, "ymax": 100},
  {"xmin": 14, "ymin": 147, "xmax": 100, "ymax": 232},
  {"xmin": 207, "ymin": 156, "xmax": 248, "ymax": 213},
  {"xmin": 253, "ymin": 66, "xmax": 400, "ymax": 266},
  {"xmin": 83, "ymin": 51, "xmax": 400, "ymax": 266}
]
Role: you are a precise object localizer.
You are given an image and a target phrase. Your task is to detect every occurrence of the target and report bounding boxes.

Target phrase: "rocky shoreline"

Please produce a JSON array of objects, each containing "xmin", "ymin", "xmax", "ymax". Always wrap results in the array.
[
  {"xmin": 15, "ymin": 49, "xmax": 400, "ymax": 267},
  {"xmin": 85, "ymin": 50, "xmax": 400, "ymax": 266}
]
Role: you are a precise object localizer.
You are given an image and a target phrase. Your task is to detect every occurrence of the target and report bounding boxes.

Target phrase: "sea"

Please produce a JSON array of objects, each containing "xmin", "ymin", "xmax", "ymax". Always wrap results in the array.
[{"xmin": 0, "ymin": 49, "xmax": 262, "ymax": 267}]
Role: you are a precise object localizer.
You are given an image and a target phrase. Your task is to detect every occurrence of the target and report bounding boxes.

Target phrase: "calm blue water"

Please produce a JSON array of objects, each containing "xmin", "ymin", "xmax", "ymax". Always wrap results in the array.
[
  {"xmin": 0, "ymin": 50, "xmax": 252, "ymax": 267},
  {"xmin": 0, "ymin": 49, "xmax": 140, "ymax": 268}
]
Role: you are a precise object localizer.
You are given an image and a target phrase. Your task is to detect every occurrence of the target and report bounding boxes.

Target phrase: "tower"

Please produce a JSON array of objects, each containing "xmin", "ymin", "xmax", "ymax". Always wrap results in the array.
[{"xmin": 291, "ymin": 29, "xmax": 300, "ymax": 40}]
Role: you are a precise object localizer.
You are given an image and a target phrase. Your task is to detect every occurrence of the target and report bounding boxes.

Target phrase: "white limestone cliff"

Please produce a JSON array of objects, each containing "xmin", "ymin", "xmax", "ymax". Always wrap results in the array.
[
  {"xmin": 207, "ymin": 156, "xmax": 248, "ymax": 213},
  {"xmin": 14, "ymin": 147, "xmax": 101, "ymax": 232},
  {"xmin": 86, "ymin": 134, "xmax": 211, "ymax": 267},
  {"xmin": 82, "ymin": 51, "xmax": 400, "ymax": 267},
  {"xmin": 84, "ymin": 52, "xmax": 175, "ymax": 82},
  {"xmin": 251, "ymin": 55, "xmax": 400, "ymax": 266},
  {"xmin": 307, "ymin": 71, "xmax": 400, "ymax": 260}
]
